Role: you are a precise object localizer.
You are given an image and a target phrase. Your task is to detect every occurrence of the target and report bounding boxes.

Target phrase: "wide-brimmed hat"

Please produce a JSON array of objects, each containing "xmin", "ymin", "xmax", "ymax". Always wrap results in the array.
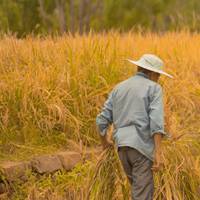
[{"xmin": 126, "ymin": 54, "xmax": 173, "ymax": 78}]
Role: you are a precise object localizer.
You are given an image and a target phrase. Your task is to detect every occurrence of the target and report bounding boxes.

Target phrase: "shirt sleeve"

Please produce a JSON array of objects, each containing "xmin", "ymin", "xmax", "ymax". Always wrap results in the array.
[
  {"xmin": 149, "ymin": 84, "xmax": 166, "ymax": 137},
  {"xmin": 96, "ymin": 90, "xmax": 114, "ymax": 136}
]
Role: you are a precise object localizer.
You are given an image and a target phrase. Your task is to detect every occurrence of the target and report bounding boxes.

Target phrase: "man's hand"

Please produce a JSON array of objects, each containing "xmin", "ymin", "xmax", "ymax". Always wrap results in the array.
[
  {"xmin": 100, "ymin": 134, "xmax": 114, "ymax": 150},
  {"xmin": 151, "ymin": 149, "xmax": 164, "ymax": 172},
  {"xmin": 102, "ymin": 139, "xmax": 114, "ymax": 150}
]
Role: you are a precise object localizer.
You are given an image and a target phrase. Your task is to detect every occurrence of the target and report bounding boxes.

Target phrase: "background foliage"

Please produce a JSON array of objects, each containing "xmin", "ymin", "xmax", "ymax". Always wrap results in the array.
[{"xmin": 1, "ymin": 0, "xmax": 200, "ymax": 36}]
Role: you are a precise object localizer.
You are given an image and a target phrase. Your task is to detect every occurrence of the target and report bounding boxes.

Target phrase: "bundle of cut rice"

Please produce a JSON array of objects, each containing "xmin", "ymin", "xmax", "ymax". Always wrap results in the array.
[{"xmin": 86, "ymin": 146, "xmax": 130, "ymax": 200}]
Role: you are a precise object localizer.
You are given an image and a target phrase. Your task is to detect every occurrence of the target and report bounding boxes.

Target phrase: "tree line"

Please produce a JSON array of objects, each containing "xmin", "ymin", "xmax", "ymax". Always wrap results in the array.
[{"xmin": 1, "ymin": 0, "xmax": 200, "ymax": 37}]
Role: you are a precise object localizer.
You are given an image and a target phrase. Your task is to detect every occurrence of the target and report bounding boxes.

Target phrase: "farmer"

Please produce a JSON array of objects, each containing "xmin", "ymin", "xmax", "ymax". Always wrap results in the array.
[{"xmin": 96, "ymin": 54, "xmax": 173, "ymax": 200}]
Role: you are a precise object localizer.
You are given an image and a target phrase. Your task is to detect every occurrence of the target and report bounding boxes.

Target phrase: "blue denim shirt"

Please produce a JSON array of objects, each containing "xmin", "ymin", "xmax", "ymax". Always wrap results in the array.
[{"xmin": 96, "ymin": 72, "xmax": 166, "ymax": 161}]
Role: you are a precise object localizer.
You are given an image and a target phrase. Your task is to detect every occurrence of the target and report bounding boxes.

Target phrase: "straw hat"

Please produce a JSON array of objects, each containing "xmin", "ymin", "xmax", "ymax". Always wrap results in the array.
[{"xmin": 126, "ymin": 54, "xmax": 173, "ymax": 78}]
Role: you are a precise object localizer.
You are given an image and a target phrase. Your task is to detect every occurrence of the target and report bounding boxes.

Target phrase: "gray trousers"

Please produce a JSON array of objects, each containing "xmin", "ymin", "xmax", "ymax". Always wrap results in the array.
[{"xmin": 118, "ymin": 147, "xmax": 154, "ymax": 200}]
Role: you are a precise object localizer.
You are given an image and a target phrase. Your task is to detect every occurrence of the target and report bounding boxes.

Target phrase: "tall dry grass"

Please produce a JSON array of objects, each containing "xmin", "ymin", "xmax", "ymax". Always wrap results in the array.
[{"xmin": 0, "ymin": 31, "xmax": 199, "ymax": 199}]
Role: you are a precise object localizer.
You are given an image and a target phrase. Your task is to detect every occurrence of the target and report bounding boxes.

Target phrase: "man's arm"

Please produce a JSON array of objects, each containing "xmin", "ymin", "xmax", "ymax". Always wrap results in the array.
[
  {"xmin": 96, "ymin": 90, "xmax": 114, "ymax": 149},
  {"xmin": 152, "ymin": 133, "xmax": 163, "ymax": 171},
  {"xmin": 149, "ymin": 85, "xmax": 165, "ymax": 171},
  {"xmin": 154, "ymin": 133, "xmax": 162, "ymax": 152}
]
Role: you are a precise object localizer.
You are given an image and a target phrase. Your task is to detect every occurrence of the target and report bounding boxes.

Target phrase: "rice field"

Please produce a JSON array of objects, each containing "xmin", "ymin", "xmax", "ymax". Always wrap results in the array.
[{"xmin": 0, "ymin": 31, "xmax": 199, "ymax": 199}]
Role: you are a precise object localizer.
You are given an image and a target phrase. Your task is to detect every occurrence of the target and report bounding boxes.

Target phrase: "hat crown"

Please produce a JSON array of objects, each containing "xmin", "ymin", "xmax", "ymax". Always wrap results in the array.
[{"xmin": 140, "ymin": 54, "xmax": 163, "ymax": 70}]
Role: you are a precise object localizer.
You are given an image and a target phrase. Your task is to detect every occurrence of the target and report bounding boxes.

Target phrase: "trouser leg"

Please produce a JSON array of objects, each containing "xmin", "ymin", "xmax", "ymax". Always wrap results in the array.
[
  {"xmin": 118, "ymin": 147, "xmax": 133, "ymax": 184},
  {"xmin": 128, "ymin": 148, "xmax": 154, "ymax": 200},
  {"xmin": 118, "ymin": 147, "xmax": 154, "ymax": 200}
]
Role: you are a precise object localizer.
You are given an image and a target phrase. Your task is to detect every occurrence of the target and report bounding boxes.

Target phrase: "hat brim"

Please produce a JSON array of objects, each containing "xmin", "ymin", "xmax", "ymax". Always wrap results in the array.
[{"xmin": 126, "ymin": 59, "xmax": 173, "ymax": 78}]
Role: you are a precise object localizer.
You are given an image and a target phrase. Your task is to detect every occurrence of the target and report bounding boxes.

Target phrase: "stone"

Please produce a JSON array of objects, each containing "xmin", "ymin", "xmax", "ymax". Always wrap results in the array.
[
  {"xmin": 0, "ymin": 161, "xmax": 31, "ymax": 182},
  {"xmin": 0, "ymin": 147, "xmax": 103, "ymax": 185},
  {"xmin": 0, "ymin": 193, "xmax": 8, "ymax": 200},
  {"xmin": 31, "ymin": 155, "xmax": 62, "ymax": 174},
  {"xmin": 56, "ymin": 151, "xmax": 81, "ymax": 170}
]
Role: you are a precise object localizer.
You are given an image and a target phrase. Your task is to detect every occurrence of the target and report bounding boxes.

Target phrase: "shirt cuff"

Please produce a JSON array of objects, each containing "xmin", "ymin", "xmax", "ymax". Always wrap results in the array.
[
  {"xmin": 97, "ymin": 124, "xmax": 108, "ymax": 136},
  {"xmin": 99, "ymin": 128, "xmax": 107, "ymax": 136},
  {"xmin": 151, "ymin": 129, "xmax": 166, "ymax": 137}
]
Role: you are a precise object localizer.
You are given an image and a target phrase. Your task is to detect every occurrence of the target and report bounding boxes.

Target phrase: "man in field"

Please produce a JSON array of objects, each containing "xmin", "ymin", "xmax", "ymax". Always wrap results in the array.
[{"xmin": 96, "ymin": 54, "xmax": 173, "ymax": 200}]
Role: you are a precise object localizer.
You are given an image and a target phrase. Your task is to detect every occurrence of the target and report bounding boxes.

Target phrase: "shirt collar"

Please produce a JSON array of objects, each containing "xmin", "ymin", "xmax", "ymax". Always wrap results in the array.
[{"xmin": 135, "ymin": 72, "xmax": 149, "ymax": 79}]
